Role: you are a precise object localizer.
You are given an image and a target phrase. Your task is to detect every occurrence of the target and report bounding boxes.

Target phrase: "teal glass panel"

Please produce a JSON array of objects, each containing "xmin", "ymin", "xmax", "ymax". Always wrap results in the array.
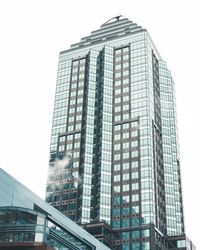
[
  {"xmin": 132, "ymin": 243, "xmax": 140, "ymax": 250},
  {"xmin": 112, "ymin": 220, "xmax": 120, "ymax": 228}
]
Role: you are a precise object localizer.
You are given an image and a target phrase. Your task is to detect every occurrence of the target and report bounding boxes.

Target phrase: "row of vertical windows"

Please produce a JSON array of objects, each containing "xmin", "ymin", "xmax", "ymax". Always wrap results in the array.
[
  {"xmin": 67, "ymin": 61, "xmax": 84, "ymax": 134},
  {"xmin": 114, "ymin": 47, "xmax": 130, "ymax": 126},
  {"xmin": 111, "ymin": 229, "xmax": 150, "ymax": 240},
  {"xmin": 114, "ymin": 130, "xmax": 138, "ymax": 141},
  {"xmin": 113, "ymin": 183, "xmax": 139, "ymax": 197},
  {"xmin": 114, "ymin": 151, "xmax": 138, "ymax": 161},
  {"xmin": 114, "ymin": 161, "xmax": 138, "ymax": 171},
  {"xmin": 112, "ymin": 114, "xmax": 140, "ymax": 228}
]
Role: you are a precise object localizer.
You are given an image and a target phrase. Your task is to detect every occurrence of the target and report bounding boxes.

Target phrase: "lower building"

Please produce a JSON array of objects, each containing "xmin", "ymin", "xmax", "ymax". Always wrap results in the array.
[
  {"xmin": 0, "ymin": 168, "xmax": 110, "ymax": 250},
  {"xmin": 81, "ymin": 221, "xmax": 195, "ymax": 250}
]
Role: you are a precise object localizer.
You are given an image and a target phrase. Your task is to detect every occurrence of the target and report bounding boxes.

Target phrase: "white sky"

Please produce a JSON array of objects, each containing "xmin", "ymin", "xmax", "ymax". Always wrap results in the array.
[{"xmin": 0, "ymin": 0, "xmax": 199, "ymax": 248}]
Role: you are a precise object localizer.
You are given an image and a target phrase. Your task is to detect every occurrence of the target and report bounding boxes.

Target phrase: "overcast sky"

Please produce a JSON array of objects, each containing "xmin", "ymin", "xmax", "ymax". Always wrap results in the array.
[{"xmin": 0, "ymin": 0, "xmax": 199, "ymax": 248}]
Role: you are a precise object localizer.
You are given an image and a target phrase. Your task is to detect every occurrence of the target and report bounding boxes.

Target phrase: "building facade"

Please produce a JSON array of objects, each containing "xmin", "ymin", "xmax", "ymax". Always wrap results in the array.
[
  {"xmin": 45, "ymin": 17, "xmax": 195, "ymax": 249},
  {"xmin": 0, "ymin": 168, "xmax": 110, "ymax": 250}
]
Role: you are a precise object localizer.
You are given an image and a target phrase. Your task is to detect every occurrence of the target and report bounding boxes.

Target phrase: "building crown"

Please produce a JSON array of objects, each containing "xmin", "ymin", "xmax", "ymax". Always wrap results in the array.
[{"xmin": 70, "ymin": 16, "xmax": 145, "ymax": 49}]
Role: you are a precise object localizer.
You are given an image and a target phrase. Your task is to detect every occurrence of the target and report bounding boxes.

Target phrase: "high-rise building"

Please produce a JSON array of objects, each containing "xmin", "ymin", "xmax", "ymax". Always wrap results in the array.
[{"xmin": 46, "ymin": 16, "xmax": 195, "ymax": 249}]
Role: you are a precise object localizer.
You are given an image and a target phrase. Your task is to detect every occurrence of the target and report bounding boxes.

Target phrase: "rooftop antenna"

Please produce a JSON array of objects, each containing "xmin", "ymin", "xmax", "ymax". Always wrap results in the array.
[
  {"xmin": 115, "ymin": 15, "xmax": 122, "ymax": 20},
  {"xmin": 102, "ymin": 15, "xmax": 123, "ymax": 25}
]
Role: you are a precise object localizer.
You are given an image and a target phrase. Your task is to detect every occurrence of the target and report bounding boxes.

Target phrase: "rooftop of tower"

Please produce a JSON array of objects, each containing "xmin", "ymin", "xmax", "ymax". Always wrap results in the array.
[{"xmin": 70, "ymin": 16, "xmax": 146, "ymax": 49}]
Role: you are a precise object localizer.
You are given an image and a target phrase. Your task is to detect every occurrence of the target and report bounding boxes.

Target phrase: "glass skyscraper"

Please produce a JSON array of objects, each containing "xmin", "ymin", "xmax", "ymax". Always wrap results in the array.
[{"xmin": 46, "ymin": 16, "xmax": 195, "ymax": 250}]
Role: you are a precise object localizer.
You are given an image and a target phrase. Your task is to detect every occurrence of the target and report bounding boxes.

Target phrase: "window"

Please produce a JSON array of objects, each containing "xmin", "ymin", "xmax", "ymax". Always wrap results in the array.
[
  {"xmin": 77, "ymin": 98, "xmax": 82, "ymax": 104},
  {"xmin": 115, "ymin": 88, "xmax": 121, "ymax": 95},
  {"xmin": 72, "ymin": 67, "xmax": 78, "ymax": 73},
  {"xmin": 114, "ymin": 186, "xmax": 120, "ymax": 192},
  {"xmin": 123, "ymin": 47, "xmax": 129, "ymax": 53},
  {"xmin": 69, "ymin": 108, "xmax": 75, "ymax": 114},
  {"xmin": 71, "ymin": 91, "xmax": 76, "ymax": 97},
  {"xmin": 131, "ymin": 172, "xmax": 138, "ymax": 179},
  {"xmin": 131, "ymin": 151, "xmax": 138, "ymax": 158},
  {"xmin": 123, "ymin": 123, "xmax": 129, "ymax": 129},
  {"xmin": 76, "ymin": 106, "xmax": 82, "ymax": 112},
  {"xmin": 123, "ymin": 78, "xmax": 129, "ymax": 84},
  {"xmin": 122, "ymin": 231, "xmax": 130, "ymax": 240},
  {"xmin": 123, "ymin": 70, "xmax": 129, "ymax": 76},
  {"xmin": 132, "ymin": 183, "xmax": 139, "ymax": 190},
  {"xmin": 114, "ymin": 175, "xmax": 120, "ymax": 182},
  {"xmin": 123, "ymin": 132, "xmax": 129, "ymax": 139},
  {"xmin": 123, "ymin": 95, "xmax": 129, "ymax": 102},
  {"xmin": 115, "ymin": 115, "xmax": 121, "ymax": 122},
  {"xmin": 59, "ymin": 145, "xmax": 64, "ymax": 152},
  {"xmin": 131, "ymin": 140, "xmax": 138, "ymax": 147},
  {"xmin": 115, "ymin": 49, "xmax": 121, "ymax": 55},
  {"xmin": 69, "ymin": 116, "xmax": 74, "ymax": 122},
  {"xmin": 115, "ymin": 64, "xmax": 121, "ymax": 70},
  {"xmin": 68, "ymin": 125, "xmax": 74, "ymax": 132},
  {"xmin": 71, "ymin": 83, "xmax": 77, "ymax": 89},
  {"xmin": 132, "ymin": 218, "xmax": 139, "ymax": 226},
  {"xmin": 70, "ymin": 99, "xmax": 76, "ymax": 105},
  {"xmin": 123, "ymin": 184, "xmax": 129, "ymax": 192},
  {"xmin": 67, "ymin": 135, "xmax": 73, "ymax": 141},
  {"xmin": 79, "ymin": 66, "xmax": 85, "ymax": 72},
  {"xmin": 66, "ymin": 144, "xmax": 72, "ymax": 150},
  {"xmin": 73, "ymin": 60, "xmax": 78, "ymax": 66},
  {"xmin": 132, "ymin": 230, "xmax": 140, "ymax": 238},
  {"xmin": 123, "ymin": 113, "xmax": 129, "ymax": 120},
  {"xmin": 122, "ymin": 219, "xmax": 129, "ymax": 227},
  {"xmin": 115, "ymin": 97, "xmax": 121, "ymax": 104},
  {"xmin": 123, "ymin": 54, "xmax": 129, "ymax": 60},
  {"xmin": 123, "ymin": 195, "xmax": 130, "ymax": 203},
  {"xmin": 123, "ymin": 104, "xmax": 129, "ymax": 110},
  {"xmin": 59, "ymin": 136, "xmax": 65, "ymax": 142},
  {"xmin": 78, "ymin": 89, "xmax": 83, "ymax": 96},
  {"xmin": 123, "ymin": 173, "xmax": 129, "ymax": 181},
  {"xmin": 72, "ymin": 75, "xmax": 77, "ymax": 81},
  {"xmin": 73, "ymin": 152, "xmax": 80, "ymax": 159},
  {"xmin": 132, "ymin": 206, "xmax": 139, "ymax": 214},
  {"xmin": 123, "ymin": 152, "xmax": 129, "ymax": 159},
  {"xmin": 177, "ymin": 240, "xmax": 186, "ymax": 248},
  {"xmin": 122, "ymin": 163, "xmax": 129, "ymax": 170},
  {"xmin": 74, "ymin": 142, "xmax": 80, "ymax": 148},
  {"xmin": 115, "ymin": 106, "xmax": 121, "ymax": 112},
  {"xmin": 132, "ymin": 161, "xmax": 138, "ymax": 168},
  {"xmin": 142, "ymin": 242, "xmax": 150, "ymax": 250},
  {"xmin": 115, "ymin": 72, "xmax": 121, "ymax": 78},
  {"xmin": 113, "ymin": 208, "xmax": 120, "ymax": 216},
  {"xmin": 132, "ymin": 194, "xmax": 139, "ymax": 202},
  {"xmin": 75, "ymin": 133, "xmax": 81, "ymax": 139},
  {"xmin": 115, "ymin": 80, "xmax": 121, "ymax": 86},
  {"xmin": 123, "ymin": 62, "xmax": 129, "ymax": 68},
  {"xmin": 123, "ymin": 142, "xmax": 129, "ymax": 149},
  {"xmin": 80, "ymin": 59, "xmax": 85, "ymax": 65},
  {"xmin": 76, "ymin": 115, "xmax": 81, "ymax": 121},
  {"xmin": 142, "ymin": 229, "xmax": 149, "ymax": 237},
  {"xmin": 114, "ymin": 125, "xmax": 121, "ymax": 131},
  {"xmin": 114, "ymin": 134, "xmax": 121, "ymax": 140},
  {"xmin": 114, "ymin": 144, "xmax": 121, "ymax": 150},
  {"xmin": 131, "ymin": 130, "xmax": 138, "ymax": 137},
  {"xmin": 131, "ymin": 121, "xmax": 138, "ymax": 128},
  {"xmin": 35, "ymin": 233, "xmax": 43, "ymax": 242},
  {"xmin": 112, "ymin": 220, "xmax": 120, "ymax": 228},
  {"xmin": 115, "ymin": 57, "xmax": 121, "ymax": 62},
  {"xmin": 114, "ymin": 164, "xmax": 120, "ymax": 171}
]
